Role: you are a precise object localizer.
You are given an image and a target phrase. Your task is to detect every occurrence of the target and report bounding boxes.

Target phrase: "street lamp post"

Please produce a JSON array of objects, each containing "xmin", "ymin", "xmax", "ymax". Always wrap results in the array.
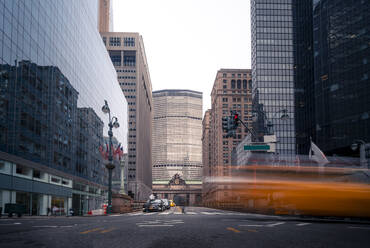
[
  {"xmin": 101, "ymin": 100, "xmax": 120, "ymax": 214},
  {"xmin": 252, "ymin": 109, "xmax": 289, "ymax": 135}
]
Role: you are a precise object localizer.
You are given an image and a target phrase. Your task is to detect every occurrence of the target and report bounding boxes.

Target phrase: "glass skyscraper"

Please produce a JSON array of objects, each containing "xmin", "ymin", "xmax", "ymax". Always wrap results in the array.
[
  {"xmin": 251, "ymin": 0, "xmax": 296, "ymax": 156},
  {"xmin": 0, "ymin": 0, "xmax": 127, "ymax": 215},
  {"xmin": 313, "ymin": 0, "xmax": 370, "ymax": 156}
]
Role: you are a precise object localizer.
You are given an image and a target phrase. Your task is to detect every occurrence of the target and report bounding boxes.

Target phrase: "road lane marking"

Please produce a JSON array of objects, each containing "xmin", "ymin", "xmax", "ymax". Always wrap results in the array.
[
  {"xmin": 163, "ymin": 221, "xmax": 184, "ymax": 224},
  {"xmin": 136, "ymin": 221, "xmax": 161, "ymax": 225},
  {"xmin": 100, "ymin": 228, "xmax": 115, "ymax": 233},
  {"xmin": 159, "ymin": 212, "xmax": 171, "ymax": 215},
  {"xmin": 109, "ymin": 214, "xmax": 121, "ymax": 217},
  {"xmin": 80, "ymin": 228, "xmax": 102, "ymax": 234},
  {"xmin": 174, "ymin": 212, "xmax": 183, "ymax": 215},
  {"xmin": 128, "ymin": 212, "xmax": 143, "ymax": 216},
  {"xmin": 246, "ymin": 229, "xmax": 258, "ymax": 233},
  {"xmin": 201, "ymin": 212, "xmax": 215, "ymax": 215},
  {"xmin": 144, "ymin": 212, "xmax": 156, "ymax": 215},
  {"xmin": 266, "ymin": 222, "xmax": 285, "ymax": 227},
  {"xmin": 227, "ymin": 227, "xmax": 241, "ymax": 233},
  {"xmin": 239, "ymin": 224, "xmax": 263, "ymax": 227},
  {"xmin": 138, "ymin": 224, "xmax": 174, "ymax": 227},
  {"xmin": 33, "ymin": 225, "xmax": 58, "ymax": 228},
  {"xmin": 296, "ymin": 223, "xmax": 311, "ymax": 226},
  {"xmin": 186, "ymin": 212, "xmax": 197, "ymax": 215}
]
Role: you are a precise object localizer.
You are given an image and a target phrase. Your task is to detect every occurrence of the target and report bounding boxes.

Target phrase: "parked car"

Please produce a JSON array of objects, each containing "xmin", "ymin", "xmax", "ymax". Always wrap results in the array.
[
  {"xmin": 162, "ymin": 199, "xmax": 170, "ymax": 209},
  {"xmin": 143, "ymin": 199, "xmax": 165, "ymax": 212}
]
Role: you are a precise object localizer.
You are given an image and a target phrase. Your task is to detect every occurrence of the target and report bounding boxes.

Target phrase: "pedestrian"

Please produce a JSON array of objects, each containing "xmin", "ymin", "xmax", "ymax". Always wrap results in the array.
[
  {"xmin": 52, "ymin": 206, "xmax": 58, "ymax": 216},
  {"xmin": 47, "ymin": 207, "xmax": 51, "ymax": 216}
]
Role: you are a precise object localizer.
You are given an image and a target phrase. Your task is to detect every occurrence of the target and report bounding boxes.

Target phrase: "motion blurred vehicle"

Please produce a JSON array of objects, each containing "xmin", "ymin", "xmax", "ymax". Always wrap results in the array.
[
  {"xmin": 162, "ymin": 199, "xmax": 170, "ymax": 209},
  {"xmin": 143, "ymin": 199, "xmax": 165, "ymax": 212}
]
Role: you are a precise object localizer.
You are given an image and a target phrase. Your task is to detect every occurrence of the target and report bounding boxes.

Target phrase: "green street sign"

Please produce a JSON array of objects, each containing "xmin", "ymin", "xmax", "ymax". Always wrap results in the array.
[{"xmin": 244, "ymin": 144, "xmax": 270, "ymax": 151}]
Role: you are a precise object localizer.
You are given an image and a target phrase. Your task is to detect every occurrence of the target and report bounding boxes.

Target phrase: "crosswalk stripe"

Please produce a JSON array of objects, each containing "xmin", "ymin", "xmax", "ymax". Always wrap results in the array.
[
  {"xmin": 296, "ymin": 223, "xmax": 310, "ymax": 226},
  {"xmin": 159, "ymin": 212, "xmax": 171, "ymax": 215},
  {"xmin": 266, "ymin": 222, "xmax": 285, "ymax": 227},
  {"xmin": 126, "ymin": 211, "xmax": 256, "ymax": 216},
  {"xmin": 201, "ymin": 212, "xmax": 216, "ymax": 215},
  {"xmin": 128, "ymin": 212, "xmax": 143, "ymax": 216}
]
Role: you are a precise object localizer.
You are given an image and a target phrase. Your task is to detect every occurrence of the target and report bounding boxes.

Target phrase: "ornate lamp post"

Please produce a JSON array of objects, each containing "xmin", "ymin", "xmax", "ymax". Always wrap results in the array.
[{"xmin": 101, "ymin": 100, "xmax": 120, "ymax": 214}]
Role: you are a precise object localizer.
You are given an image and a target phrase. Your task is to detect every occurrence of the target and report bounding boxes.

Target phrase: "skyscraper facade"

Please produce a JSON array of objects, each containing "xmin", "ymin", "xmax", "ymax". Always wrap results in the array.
[
  {"xmin": 152, "ymin": 90, "xmax": 202, "ymax": 205},
  {"xmin": 100, "ymin": 31, "xmax": 153, "ymax": 201},
  {"xmin": 152, "ymin": 90, "xmax": 202, "ymax": 183},
  {"xmin": 210, "ymin": 69, "xmax": 253, "ymax": 171},
  {"xmin": 0, "ymin": 0, "xmax": 127, "ymax": 215},
  {"xmin": 251, "ymin": 0, "xmax": 296, "ymax": 156},
  {"xmin": 202, "ymin": 109, "xmax": 211, "ymax": 199},
  {"xmin": 98, "ymin": 0, "xmax": 113, "ymax": 33},
  {"xmin": 313, "ymin": 0, "xmax": 370, "ymax": 156}
]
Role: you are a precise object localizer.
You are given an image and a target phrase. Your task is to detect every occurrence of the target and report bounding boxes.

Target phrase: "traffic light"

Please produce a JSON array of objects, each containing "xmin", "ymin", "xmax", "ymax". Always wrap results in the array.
[
  {"xmin": 221, "ymin": 113, "xmax": 240, "ymax": 138},
  {"xmin": 232, "ymin": 113, "xmax": 239, "ymax": 129}
]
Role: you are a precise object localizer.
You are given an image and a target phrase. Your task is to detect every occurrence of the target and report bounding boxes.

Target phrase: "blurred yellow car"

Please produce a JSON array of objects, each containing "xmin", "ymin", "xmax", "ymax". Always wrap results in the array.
[{"xmin": 169, "ymin": 200, "xmax": 176, "ymax": 207}]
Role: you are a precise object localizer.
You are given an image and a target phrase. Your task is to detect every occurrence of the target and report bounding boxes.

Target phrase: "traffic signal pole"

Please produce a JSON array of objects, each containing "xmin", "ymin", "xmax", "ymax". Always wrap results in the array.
[{"xmin": 230, "ymin": 111, "xmax": 257, "ymax": 139}]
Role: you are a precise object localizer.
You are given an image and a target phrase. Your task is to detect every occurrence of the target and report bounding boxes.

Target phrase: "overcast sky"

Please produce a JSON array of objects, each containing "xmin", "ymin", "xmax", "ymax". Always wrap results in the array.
[{"xmin": 113, "ymin": 0, "xmax": 251, "ymax": 114}]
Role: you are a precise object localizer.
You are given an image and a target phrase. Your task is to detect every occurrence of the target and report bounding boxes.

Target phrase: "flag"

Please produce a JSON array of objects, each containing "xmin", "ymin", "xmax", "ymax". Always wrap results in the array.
[
  {"xmin": 113, "ymin": 143, "xmax": 121, "ymax": 157},
  {"xmin": 309, "ymin": 141, "xmax": 329, "ymax": 166}
]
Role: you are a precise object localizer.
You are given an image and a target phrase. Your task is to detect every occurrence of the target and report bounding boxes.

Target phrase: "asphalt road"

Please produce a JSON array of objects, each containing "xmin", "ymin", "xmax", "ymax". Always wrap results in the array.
[{"xmin": 0, "ymin": 207, "xmax": 369, "ymax": 248}]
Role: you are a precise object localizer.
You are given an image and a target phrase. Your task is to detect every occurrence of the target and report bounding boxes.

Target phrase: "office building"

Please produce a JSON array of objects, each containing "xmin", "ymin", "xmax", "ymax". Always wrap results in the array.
[
  {"xmin": 152, "ymin": 90, "xmax": 202, "ymax": 205},
  {"xmin": 98, "ymin": 0, "xmax": 113, "ymax": 33},
  {"xmin": 313, "ymin": 0, "xmax": 370, "ymax": 156},
  {"xmin": 203, "ymin": 69, "xmax": 253, "ymax": 205},
  {"xmin": 0, "ymin": 0, "xmax": 128, "ymax": 215},
  {"xmin": 202, "ymin": 110, "xmax": 211, "ymax": 200},
  {"xmin": 251, "ymin": 0, "xmax": 296, "ymax": 156},
  {"xmin": 100, "ymin": 31, "xmax": 153, "ymax": 201},
  {"xmin": 210, "ymin": 69, "xmax": 252, "ymax": 171}
]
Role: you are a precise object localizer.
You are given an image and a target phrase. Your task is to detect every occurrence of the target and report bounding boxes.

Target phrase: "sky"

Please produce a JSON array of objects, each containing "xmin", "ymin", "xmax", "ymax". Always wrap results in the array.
[{"xmin": 113, "ymin": 0, "xmax": 251, "ymax": 114}]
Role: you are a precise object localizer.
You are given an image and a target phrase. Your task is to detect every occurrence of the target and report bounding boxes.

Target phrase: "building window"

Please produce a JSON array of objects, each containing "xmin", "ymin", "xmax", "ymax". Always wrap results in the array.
[
  {"xmin": 223, "ymin": 73, "xmax": 227, "ymax": 78},
  {"xmin": 237, "ymin": 80, "xmax": 241, "ymax": 89},
  {"xmin": 51, "ymin": 177, "xmax": 61, "ymax": 184},
  {"xmin": 109, "ymin": 37, "xmax": 121, "ymax": 46},
  {"xmin": 222, "ymin": 104, "xmax": 228, "ymax": 108},
  {"xmin": 109, "ymin": 50, "xmax": 121, "ymax": 66},
  {"xmin": 222, "ymin": 98, "xmax": 228, "ymax": 102},
  {"xmin": 231, "ymin": 80, "xmax": 235, "ymax": 89},
  {"xmin": 124, "ymin": 37, "xmax": 135, "ymax": 46},
  {"xmin": 243, "ymin": 80, "xmax": 247, "ymax": 89},
  {"xmin": 33, "ymin": 170, "xmax": 41, "ymax": 178},
  {"xmin": 123, "ymin": 52, "xmax": 136, "ymax": 66}
]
